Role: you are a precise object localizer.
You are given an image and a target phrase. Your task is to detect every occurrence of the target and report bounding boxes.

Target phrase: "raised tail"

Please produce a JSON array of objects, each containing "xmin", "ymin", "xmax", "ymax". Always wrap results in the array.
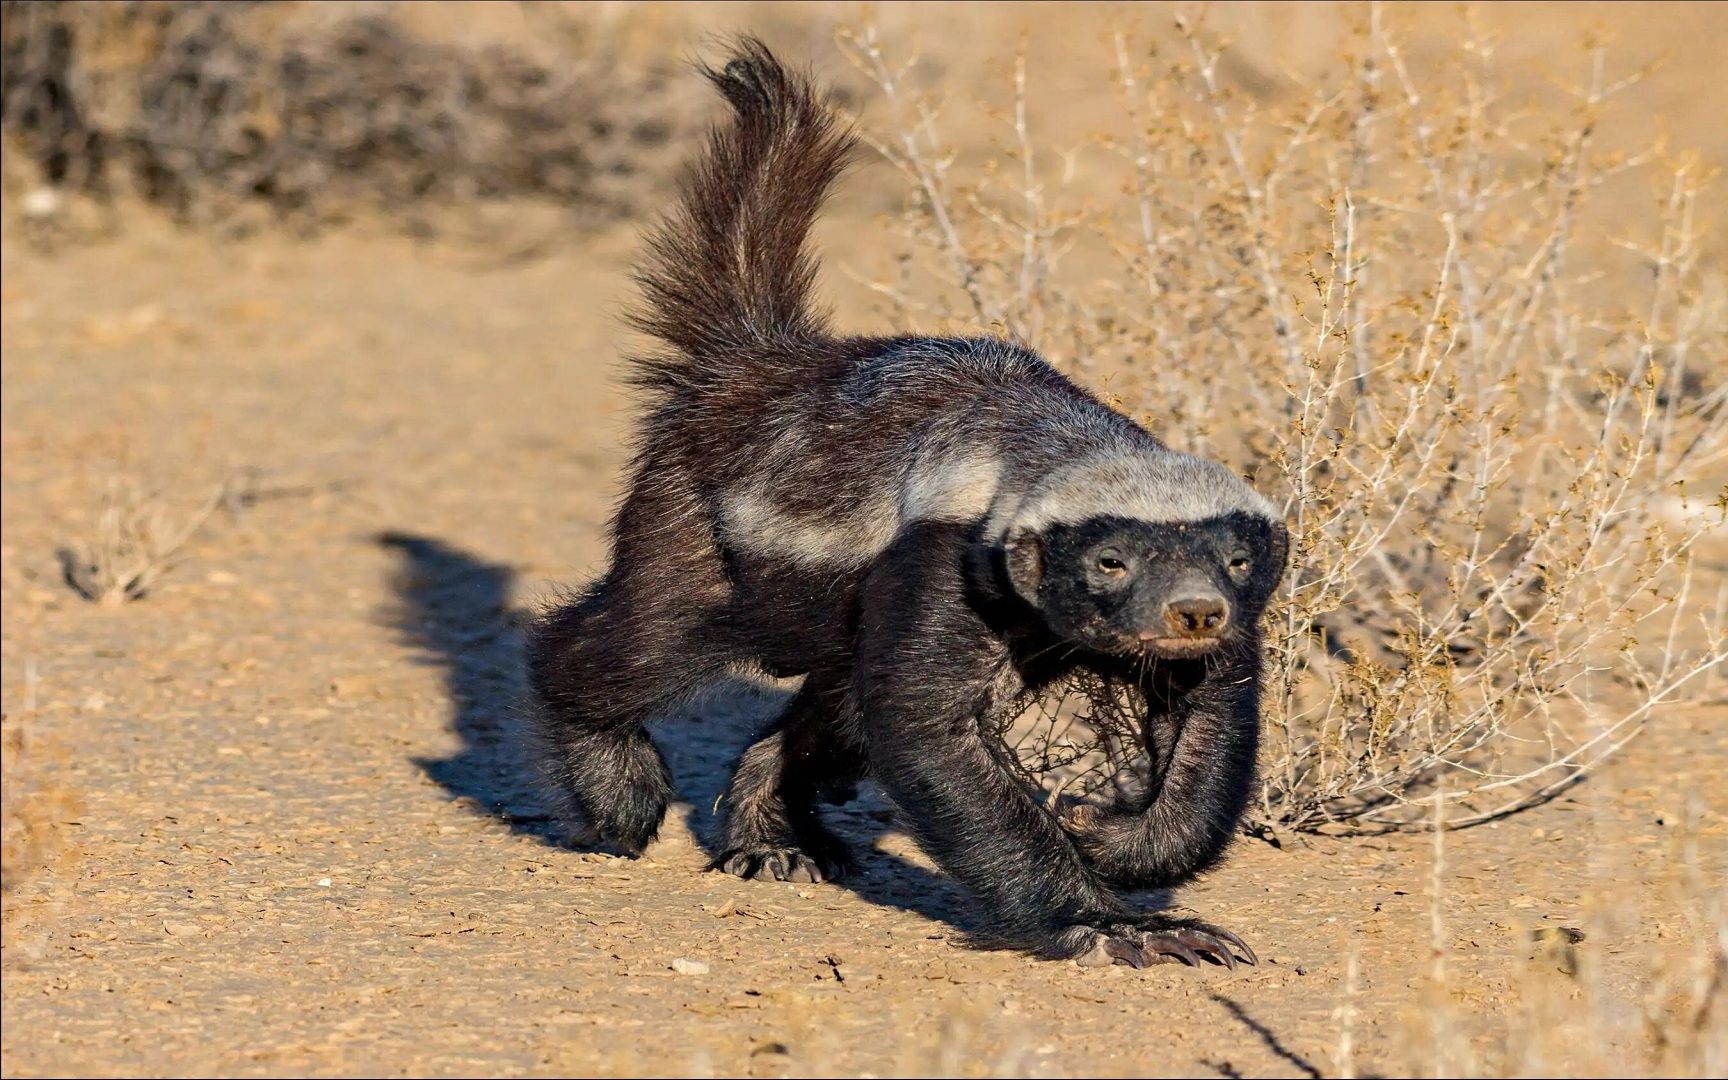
[{"xmin": 630, "ymin": 39, "xmax": 855, "ymax": 392}]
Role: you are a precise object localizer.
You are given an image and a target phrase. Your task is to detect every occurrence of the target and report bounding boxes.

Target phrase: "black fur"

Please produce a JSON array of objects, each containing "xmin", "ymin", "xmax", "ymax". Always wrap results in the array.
[{"xmin": 525, "ymin": 40, "xmax": 1288, "ymax": 967}]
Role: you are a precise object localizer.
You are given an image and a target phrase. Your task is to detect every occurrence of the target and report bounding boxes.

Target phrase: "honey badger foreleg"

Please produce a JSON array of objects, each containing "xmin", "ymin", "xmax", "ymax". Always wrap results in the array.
[
  {"xmin": 1064, "ymin": 650, "xmax": 1263, "ymax": 894},
  {"xmin": 853, "ymin": 523, "xmax": 1254, "ymax": 968}
]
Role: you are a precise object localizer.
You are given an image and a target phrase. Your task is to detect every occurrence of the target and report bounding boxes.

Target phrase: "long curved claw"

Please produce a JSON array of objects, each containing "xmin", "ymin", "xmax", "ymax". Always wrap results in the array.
[
  {"xmin": 782, "ymin": 854, "xmax": 822, "ymax": 884},
  {"xmin": 716, "ymin": 846, "xmax": 842, "ymax": 885},
  {"xmin": 1216, "ymin": 919, "xmax": 1257, "ymax": 967},
  {"xmin": 1141, "ymin": 931, "xmax": 1206, "ymax": 967},
  {"xmin": 720, "ymin": 852, "xmax": 758, "ymax": 878},
  {"xmin": 1208, "ymin": 925, "xmax": 1257, "ymax": 966},
  {"xmin": 751, "ymin": 851, "xmax": 790, "ymax": 881},
  {"xmin": 1076, "ymin": 933, "xmax": 1149, "ymax": 968},
  {"xmin": 1104, "ymin": 936, "xmax": 1150, "ymax": 968},
  {"xmin": 1174, "ymin": 928, "xmax": 1237, "ymax": 971},
  {"xmin": 1071, "ymin": 921, "xmax": 1257, "ymax": 972}
]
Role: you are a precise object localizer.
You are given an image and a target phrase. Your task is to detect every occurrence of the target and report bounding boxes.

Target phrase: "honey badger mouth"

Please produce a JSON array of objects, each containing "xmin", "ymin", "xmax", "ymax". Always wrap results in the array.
[{"xmin": 1135, "ymin": 636, "xmax": 1226, "ymax": 658}]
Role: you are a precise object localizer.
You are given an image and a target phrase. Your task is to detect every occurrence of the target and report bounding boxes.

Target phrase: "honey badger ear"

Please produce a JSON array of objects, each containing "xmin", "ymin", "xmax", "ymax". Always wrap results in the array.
[
  {"xmin": 1003, "ymin": 527, "xmax": 1045, "ymax": 602},
  {"xmin": 1269, "ymin": 520, "xmax": 1292, "ymax": 588}
]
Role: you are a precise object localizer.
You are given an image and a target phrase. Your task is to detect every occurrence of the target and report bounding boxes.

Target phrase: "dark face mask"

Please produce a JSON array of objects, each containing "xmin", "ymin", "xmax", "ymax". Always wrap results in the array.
[{"xmin": 1006, "ymin": 512, "xmax": 1289, "ymax": 658}]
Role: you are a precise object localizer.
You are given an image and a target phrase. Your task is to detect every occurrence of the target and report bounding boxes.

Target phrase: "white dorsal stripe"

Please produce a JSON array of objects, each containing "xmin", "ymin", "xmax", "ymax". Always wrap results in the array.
[
  {"xmin": 990, "ymin": 448, "xmax": 1275, "ymax": 539},
  {"xmin": 721, "ymin": 442, "xmax": 1274, "ymax": 568}
]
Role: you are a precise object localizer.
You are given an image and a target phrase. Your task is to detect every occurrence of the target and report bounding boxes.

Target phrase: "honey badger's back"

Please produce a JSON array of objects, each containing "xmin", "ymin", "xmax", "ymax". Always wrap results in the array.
[
  {"xmin": 624, "ymin": 44, "xmax": 1233, "ymax": 574},
  {"xmin": 620, "ymin": 45, "xmax": 1061, "ymax": 486}
]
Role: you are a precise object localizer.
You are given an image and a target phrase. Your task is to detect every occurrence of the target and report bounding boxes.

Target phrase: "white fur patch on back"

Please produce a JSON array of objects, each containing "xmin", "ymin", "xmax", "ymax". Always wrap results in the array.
[
  {"xmin": 719, "ymin": 486, "xmax": 902, "ymax": 567},
  {"xmin": 991, "ymin": 448, "xmax": 1276, "ymax": 537},
  {"xmin": 903, "ymin": 451, "xmax": 1003, "ymax": 522},
  {"xmin": 720, "ymin": 449, "xmax": 1006, "ymax": 568}
]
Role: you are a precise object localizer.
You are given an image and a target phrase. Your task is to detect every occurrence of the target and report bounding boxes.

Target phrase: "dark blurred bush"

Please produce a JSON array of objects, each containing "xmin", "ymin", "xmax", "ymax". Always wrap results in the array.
[{"xmin": 0, "ymin": 1, "xmax": 697, "ymax": 231}]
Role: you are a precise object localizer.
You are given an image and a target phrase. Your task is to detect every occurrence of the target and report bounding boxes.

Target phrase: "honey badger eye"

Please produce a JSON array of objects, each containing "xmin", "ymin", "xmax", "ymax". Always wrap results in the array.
[
  {"xmin": 1096, "ymin": 555, "xmax": 1128, "ymax": 575},
  {"xmin": 1228, "ymin": 556, "xmax": 1252, "ymax": 575}
]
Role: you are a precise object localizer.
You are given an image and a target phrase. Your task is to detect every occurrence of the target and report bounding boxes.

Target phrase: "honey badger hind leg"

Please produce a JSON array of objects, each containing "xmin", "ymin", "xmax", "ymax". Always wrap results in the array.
[
  {"xmin": 715, "ymin": 669, "xmax": 865, "ymax": 883},
  {"xmin": 525, "ymin": 477, "xmax": 737, "ymax": 855}
]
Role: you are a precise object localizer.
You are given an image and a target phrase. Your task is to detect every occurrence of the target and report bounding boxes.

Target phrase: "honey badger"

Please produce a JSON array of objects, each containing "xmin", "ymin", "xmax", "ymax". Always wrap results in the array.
[{"xmin": 526, "ymin": 40, "xmax": 1289, "ymax": 968}]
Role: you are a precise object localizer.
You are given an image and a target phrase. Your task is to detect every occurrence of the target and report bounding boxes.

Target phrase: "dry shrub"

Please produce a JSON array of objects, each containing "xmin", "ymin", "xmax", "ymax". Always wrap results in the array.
[
  {"xmin": 0, "ymin": 1, "xmax": 696, "ymax": 231},
  {"xmin": 841, "ymin": 11, "xmax": 1727, "ymax": 833},
  {"xmin": 56, "ymin": 474, "xmax": 231, "ymax": 605}
]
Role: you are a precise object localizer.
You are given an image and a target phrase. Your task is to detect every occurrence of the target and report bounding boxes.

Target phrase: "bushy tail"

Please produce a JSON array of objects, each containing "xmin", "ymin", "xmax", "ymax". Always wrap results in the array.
[{"xmin": 630, "ymin": 39, "xmax": 855, "ymax": 391}]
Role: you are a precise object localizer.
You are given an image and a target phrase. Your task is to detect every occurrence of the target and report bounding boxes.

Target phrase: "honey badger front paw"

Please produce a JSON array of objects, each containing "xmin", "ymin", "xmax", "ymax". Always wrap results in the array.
[{"xmin": 1062, "ymin": 919, "xmax": 1256, "ymax": 970}]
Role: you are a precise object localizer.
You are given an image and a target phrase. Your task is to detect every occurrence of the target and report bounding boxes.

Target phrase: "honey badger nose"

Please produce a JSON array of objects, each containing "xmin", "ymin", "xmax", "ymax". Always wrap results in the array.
[{"xmin": 1164, "ymin": 594, "xmax": 1230, "ymax": 637}]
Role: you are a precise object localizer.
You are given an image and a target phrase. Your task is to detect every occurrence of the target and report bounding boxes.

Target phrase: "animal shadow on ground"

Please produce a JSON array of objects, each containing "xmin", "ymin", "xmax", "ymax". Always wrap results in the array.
[
  {"xmin": 377, "ymin": 531, "xmax": 555, "ymax": 841},
  {"xmin": 375, "ymin": 532, "xmax": 977, "ymax": 934}
]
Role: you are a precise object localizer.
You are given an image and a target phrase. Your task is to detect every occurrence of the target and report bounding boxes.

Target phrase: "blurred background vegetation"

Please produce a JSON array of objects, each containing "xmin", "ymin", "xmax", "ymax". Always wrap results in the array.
[{"xmin": 5, "ymin": 2, "xmax": 1725, "ymax": 245}]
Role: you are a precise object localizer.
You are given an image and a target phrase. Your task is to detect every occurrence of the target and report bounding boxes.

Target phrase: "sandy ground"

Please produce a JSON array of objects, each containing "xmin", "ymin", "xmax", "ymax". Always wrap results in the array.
[{"xmin": 1, "ymin": 215, "xmax": 1723, "ymax": 1077}]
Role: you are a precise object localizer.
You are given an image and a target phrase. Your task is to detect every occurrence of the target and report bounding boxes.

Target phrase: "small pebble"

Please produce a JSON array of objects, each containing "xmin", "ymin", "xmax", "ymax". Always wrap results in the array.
[{"xmin": 671, "ymin": 957, "xmax": 710, "ymax": 975}]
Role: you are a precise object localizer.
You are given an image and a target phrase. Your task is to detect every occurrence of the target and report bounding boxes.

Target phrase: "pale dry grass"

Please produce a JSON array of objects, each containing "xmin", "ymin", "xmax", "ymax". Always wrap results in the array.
[
  {"xmin": 54, "ymin": 474, "xmax": 231, "ymax": 605},
  {"xmin": 1386, "ymin": 787, "xmax": 1725, "ymax": 1079}
]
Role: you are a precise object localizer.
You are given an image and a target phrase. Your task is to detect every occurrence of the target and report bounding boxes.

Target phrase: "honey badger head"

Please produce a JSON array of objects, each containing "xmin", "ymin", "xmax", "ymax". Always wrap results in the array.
[{"xmin": 995, "ymin": 449, "xmax": 1289, "ymax": 659}]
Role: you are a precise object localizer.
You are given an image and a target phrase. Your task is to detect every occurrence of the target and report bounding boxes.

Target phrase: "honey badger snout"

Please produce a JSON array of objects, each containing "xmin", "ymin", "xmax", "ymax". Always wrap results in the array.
[{"xmin": 1161, "ymin": 594, "xmax": 1230, "ymax": 638}]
